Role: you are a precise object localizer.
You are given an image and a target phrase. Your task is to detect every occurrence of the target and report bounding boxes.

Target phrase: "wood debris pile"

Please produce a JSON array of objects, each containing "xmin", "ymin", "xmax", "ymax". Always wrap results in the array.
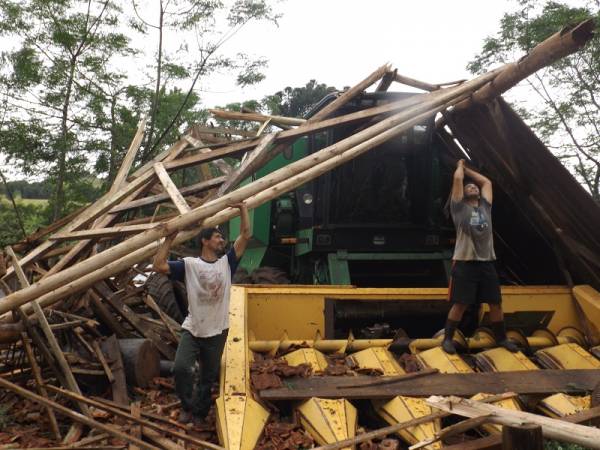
[{"xmin": 0, "ymin": 18, "xmax": 597, "ymax": 449}]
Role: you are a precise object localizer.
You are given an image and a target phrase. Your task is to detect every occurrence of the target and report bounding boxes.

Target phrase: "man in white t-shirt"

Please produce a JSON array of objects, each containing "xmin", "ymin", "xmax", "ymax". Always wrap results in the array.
[{"xmin": 153, "ymin": 203, "xmax": 251, "ymax": 425}]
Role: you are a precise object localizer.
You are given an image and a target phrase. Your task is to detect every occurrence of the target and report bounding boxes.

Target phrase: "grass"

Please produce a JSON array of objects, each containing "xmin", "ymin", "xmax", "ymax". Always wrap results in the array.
[
  {"xmin": 0, "ymin": 195, "xmax": 48, "ymax": 206},
  {"xmin": 545, "ymin": 441, "xmax": 591, "ymax": 450}
]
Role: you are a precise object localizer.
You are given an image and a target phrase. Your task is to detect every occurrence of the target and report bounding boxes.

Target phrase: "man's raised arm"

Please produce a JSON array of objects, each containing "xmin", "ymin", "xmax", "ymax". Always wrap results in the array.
[
  {"xmin": 464, "ymin": 166, "xmax": 493, "ymax": 204},
  {"xmin": 152, "ymin": 232, "xmax": 178, "ymax": 274},
  {"xmin": 232, "ymin": 203, "xmax": 251, "ymax": 260},
  {"xmin": 451, "ymin": 159, "xmax": 465, "ymax": 202}
]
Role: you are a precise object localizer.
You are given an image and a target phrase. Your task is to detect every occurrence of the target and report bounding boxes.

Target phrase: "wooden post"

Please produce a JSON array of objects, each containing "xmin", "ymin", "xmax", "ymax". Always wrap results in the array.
[
  {"xmin": 5, "ymin": 246, "xmax": 90, "ymax": 417},
  {"xmin": 0, "ymin": 376, "xmax": 159, "ymax": 450},
  {"xmin": 502, "ymin": 423, "xmax": 543, "ymax": 450},
  {"xmin": 20, "ymin": 332, "xmax": 62, "ymax": 440}
]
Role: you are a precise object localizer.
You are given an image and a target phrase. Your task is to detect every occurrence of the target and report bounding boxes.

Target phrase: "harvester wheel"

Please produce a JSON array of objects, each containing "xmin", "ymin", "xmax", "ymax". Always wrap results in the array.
[
  {"xmin": 144, "ymin": 273, "xmax": 186, "ymax": 324},
  {"xmin": 233, "ymin": 266, "xmax": 290, "ymax": 285}
]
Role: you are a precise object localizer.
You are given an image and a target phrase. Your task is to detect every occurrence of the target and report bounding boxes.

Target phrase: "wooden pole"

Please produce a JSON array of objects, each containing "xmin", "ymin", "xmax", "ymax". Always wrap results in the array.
[
  {"xmin": 0, "ymin": 71, "xmax": 497, "ymax": 318},
  {"xmin": 0, "ymin": 377, "xmax": 159, "ymax": 450},
  {"xmin": 427, "ymin": 395, "xmax": 600, "ymax": 449},
  {"xmin": 502, "ymin": 423, "xmax": 543, "ymax": 450},
  {"xmin": 20, "ymin": 332, "xmax": 62, "ymax": 440},
  {"xmin": 455, "ymin": 19, "xmax": 594, "ymax": 110},
  {"xmin": 5, "ymin": 246, "xmax": 91, "ymax": 416},
  {"xmin": 46, "ymin": 385, "xmax": 224, "ymax": 450}
]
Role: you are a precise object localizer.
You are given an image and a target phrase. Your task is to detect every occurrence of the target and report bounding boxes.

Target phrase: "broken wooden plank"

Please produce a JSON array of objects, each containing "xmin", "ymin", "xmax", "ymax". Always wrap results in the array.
[
  {"xmin": 143, "ymin": 295, "xmax": 180, "ymax": 343},
  {"xmin": 109, "ymin": 118, "xmax": 146, "ymax": 194},
  {"xmin": 259, "ymin": 369, "xmax": 600, "ymax": 400},
  {"xmin": 103, "ymin": 292, "xmax": 175, "ymax": 360},
  {"xmin": 20, "ymin": 332, "xmax": 61, "ymax": 441},
  {"xmin": 49, "ymin": 224, "xmax": 155, "ymax": 242},
  {"xmin": 47, "ymin": 384, "xmax": 225, "ymax": 450},
  {"xmin": 216, "ymin": 132, "xmax": 278, "ymax": 195},
  {"xmin": 310, "ymin": 393, "xmax": 517, "ymax": 450},
  {"xmin": 109, "ymin": 176, "xmax": 226, "ymax": 214},
  {"xmin": 153, "ymin": 162, "xmax": 191, "ymax": 214},
  {"xmin": 101, "ymin": 335, "xmax": 128, "ymax": 405},
  {"xmin": 427, "ymin": 395, "xmax": 600, "ymax": 449},
  {"xmin": 5, "ymin": 246, "xmax": 91, "ymax": 417},
  {"xmin": 92, "ymin": 339, "xmax": 115, "ymax": 383},
  {"xmin": 208, "ymin": 108, "xmax": 306, "ymax": 126},
  {"xmin": 0, "ymin": 376, "xmax": 159, "ymax": 450}
]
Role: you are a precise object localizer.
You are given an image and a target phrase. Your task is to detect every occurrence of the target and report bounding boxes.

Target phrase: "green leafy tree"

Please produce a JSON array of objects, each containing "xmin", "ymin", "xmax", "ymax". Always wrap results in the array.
[
  {"xmin": 468, "ymin": 0, "xmax": 600, "ymax": 200},
  {"xmin": 0, "ymin": 0, "xmax": 133, "ymax": 220},
  {"xmin": 131, "ymin": 0, "xmax": 280, "ymax": 162},
  {"xmin": 263, "ymin": 79, "xmax": 337, "ymax": 118}
]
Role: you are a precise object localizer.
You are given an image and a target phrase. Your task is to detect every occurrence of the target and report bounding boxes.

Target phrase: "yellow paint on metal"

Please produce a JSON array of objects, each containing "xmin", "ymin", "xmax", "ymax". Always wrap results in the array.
[
  {"xmin": 471, "ymin": 393, "xmax": 522, "ymax": 434},
  {"xmin": 474, "ymin": 348, "xmax": 539, "ymax": 372},
  {"xmin": 374, "ymin": 396, "xmax": 441, "ymax": 449},
  {"xmin": 249, "ymin": 337, "xmax": 392, "ymax": 353},
  {"xmin": 217, "ymin": 286, "xmax": 270, "ymax": 450},
  {"xmin": 297, "ymin": 397, "xmax": 357, "ymax": 449},
  {"xmin": 572, "ymin": 285, "xmax": 600, "ymax": 343},
  {"xmin": 216, "ymin": 395, "xmax": 270, "ymax": 450},
  {"xmin": 245, "ymin": 285, "xmax": 579, "ymax": 341},
  {"xmin": 416, "ymin": 346, "xmax": 473, "ymax": 373},
  {"xmin": 535, "ymin": 343, "xmax": 600, "ymax": 369},
  {"xmin": 538, "ymin": 393, "xmax": 591, "ymax": 418},
  {"xmin": 283, "ymin": 348, "xmax": 329, "ymax": 373},
  {"xmin": 346, "ymin": 347, "xmax": 405, "ymax": 375}
]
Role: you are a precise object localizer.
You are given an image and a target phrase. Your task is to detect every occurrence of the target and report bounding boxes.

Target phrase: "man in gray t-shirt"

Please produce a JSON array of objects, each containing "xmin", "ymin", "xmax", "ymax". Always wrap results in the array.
[{"xmin": 441, "ymin": 159, "xmax": 518, "ymax": 354}]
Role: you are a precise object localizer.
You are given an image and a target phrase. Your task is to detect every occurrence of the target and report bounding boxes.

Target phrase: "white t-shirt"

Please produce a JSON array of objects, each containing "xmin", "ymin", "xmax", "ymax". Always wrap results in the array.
[{"xmin": 169, "ymin": 249, "xmax": 238, "ymax": 337}]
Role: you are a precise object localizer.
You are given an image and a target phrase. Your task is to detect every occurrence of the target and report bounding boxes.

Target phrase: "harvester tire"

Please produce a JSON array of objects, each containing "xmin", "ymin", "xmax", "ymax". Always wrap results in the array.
[
  {"xmin": 144, "ymin": 273, "xmax": 186, "ymax": 324},
  {"xmin": 233, "ymin": 266, "xmax": 290, "ymax": 285}
]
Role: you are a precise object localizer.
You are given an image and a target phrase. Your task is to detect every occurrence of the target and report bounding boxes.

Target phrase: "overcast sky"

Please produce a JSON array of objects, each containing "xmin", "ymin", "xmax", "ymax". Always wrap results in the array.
[{"xmin": 195, "ymin": 0, "xmax": 514, "ymax": 108}]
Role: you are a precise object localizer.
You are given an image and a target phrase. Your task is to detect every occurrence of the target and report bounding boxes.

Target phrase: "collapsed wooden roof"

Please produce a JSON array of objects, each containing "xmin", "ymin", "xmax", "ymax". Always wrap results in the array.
[{"xmin": 0, "ymin": 18, "xmax": 598, "ymax": 449}]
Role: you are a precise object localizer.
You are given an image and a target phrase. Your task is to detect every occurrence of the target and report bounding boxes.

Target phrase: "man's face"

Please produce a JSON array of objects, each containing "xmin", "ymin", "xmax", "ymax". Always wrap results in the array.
[
  {"xmin": 464, "ymin": 183, "xmax": 480, "ymax": 200},
  {"xmin": 203, "ymin": 232, "xmax": 226, "ymax": 254}
]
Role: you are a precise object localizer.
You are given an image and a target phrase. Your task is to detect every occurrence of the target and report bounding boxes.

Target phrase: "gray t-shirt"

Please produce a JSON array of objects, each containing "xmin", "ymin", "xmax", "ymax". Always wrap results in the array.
[{"xmin": 450, "ymin": 198, "xmax": 496, "ymax": 261}]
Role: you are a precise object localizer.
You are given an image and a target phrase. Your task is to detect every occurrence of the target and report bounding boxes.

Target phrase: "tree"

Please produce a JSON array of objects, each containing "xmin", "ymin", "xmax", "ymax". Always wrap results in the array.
[
  {"xmin": 468, "ymin": 0, "xmax": 600, "ymax": 200},
  {"xmin": 0, "ymin": 0, "xmax": 133, "ymax": 220},
  {"xmin": 131, "ymin": 0, "xmax": 280, "ymax": 163},
  {"xmin": 263, "ymin": 79, "xmax": 338, "ymax": 118}
]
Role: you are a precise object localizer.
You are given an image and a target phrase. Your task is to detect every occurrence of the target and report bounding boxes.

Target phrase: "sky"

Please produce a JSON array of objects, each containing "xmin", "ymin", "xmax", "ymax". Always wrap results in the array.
[{"xmin": 189, "ymin": 0, "xmax": 514, "ymax": 108}]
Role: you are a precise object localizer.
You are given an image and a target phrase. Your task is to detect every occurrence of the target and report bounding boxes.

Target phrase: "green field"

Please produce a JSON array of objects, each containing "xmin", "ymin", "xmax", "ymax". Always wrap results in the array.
[{"xmin": 0, "ymin": 195, "xmax": 48, "ymax": 206}]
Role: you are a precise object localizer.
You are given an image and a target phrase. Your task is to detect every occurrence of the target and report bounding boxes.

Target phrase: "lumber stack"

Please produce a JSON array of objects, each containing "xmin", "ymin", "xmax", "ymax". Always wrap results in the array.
[{"xmin": 0, "ymin": 19, "xmax": 596, "ymax": 449}]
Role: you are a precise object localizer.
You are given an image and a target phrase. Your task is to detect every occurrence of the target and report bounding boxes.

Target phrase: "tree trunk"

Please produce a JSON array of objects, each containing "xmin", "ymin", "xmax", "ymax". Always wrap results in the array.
[{"xmin": 119, "ymin": 338, "xmax": 160, "ymax": 388}]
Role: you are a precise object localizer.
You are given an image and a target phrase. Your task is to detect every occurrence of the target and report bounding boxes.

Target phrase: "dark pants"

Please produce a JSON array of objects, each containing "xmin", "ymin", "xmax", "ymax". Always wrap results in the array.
[{"xmin": 173, "ymin": 329, "xmax": 228, "ymax": 418}]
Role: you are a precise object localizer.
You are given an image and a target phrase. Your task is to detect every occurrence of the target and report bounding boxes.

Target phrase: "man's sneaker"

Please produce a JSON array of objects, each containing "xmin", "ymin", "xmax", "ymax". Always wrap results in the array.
[
  {"xmin": 498, "ymin": 339, "xmax": 519, "ymax": 353},
  {"xmin": 178, "ymin": 409, "xmax": 193, "ymax": 424},
  {"xmin": 442, "ymin": 338, "xmax": 457, "ymax": 354}
]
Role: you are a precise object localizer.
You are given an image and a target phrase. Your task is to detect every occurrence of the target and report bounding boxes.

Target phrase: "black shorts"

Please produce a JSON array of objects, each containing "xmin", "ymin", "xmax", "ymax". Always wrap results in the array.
[{"xmin": 448, "ymin": 261, "xmax": 501, "ymax": 305}]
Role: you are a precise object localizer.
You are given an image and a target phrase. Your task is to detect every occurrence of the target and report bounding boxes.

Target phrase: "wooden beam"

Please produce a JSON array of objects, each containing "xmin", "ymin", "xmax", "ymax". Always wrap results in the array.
[
  {"xmin": 47, "ymin": 385, "xmax": 225, "ymax": 450},
  {"xmin": 208, "ymin": 108, "xmax": 306, "ymax": 126},
  {"xmin": 21, "ymin": 332, "xmax": 62, "ymax": 440},
  {"xmin": 101, "ymin": 335, "xmax": 129, "ymax": 405},
  {"xmin": 153, "ymin": 162, "xmax": 191, "ymax": 214},
  {"xmin": 216, "ymin": 132, "xmax": 278, "ymax": 195},
  {"xmin": 259, "ymin": 369, "xmax": 600, "ymax": 400},
  {"xmin": 5, "ymin": 246, "xmax": 91, "ymax": 416},
  {"xmin": 50, "ymin": 224, "xmax": 155, "ymax": 242},
  {"xmin": 310, "ymin": 393, "xmax": 516, "ymax": 450},
  {"xmin": 427, "ymin": 395, "xmax": 600, "ymax": 449},
  {"xmin": 109, "ymin": 176, "xmax": 226, "ymax": 213},
  {"xmin": 0, "ymin": 376, "xmax": 159, "ymax": 450},
  {"xmin": 110, "ymin": 118, "xmax": 146, "ymax": 194}
]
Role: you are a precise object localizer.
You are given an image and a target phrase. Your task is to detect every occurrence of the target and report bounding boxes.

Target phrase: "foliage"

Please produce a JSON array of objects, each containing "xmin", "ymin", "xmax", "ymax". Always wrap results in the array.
[
  {"xmin": 263, "ymin": 79, "xmax": 338, "ymax": 118},
  {"xmin": 468, "ymin": 0, "xmax": 600, "ymax": 200},
  {"xmin": 0, "ymin": 198, "xmax": 49, "ymax": 248},
  {"xmin": 545, "ymin": 440, "xmax": 590, "ymax": 450}
]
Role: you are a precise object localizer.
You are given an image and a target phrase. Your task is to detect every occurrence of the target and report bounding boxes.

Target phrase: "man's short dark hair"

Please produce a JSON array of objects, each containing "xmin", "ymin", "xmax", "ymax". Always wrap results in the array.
[
  {"xmin": 463, "ymin": 178, "xmax": 477, "ymax": 187},
  {"xmin": 198, "ymin": 227, "xmax": 222, "ymax": 245}
]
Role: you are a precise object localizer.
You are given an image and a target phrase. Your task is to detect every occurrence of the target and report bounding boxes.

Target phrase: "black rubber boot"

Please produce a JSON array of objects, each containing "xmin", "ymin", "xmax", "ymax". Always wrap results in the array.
[
  {"xmin": 491, "ymin": 321, "xmax": 519, "ymax": 353},
  {"xmin": 441, "ymin": 319, "xmax": 460, "ymax": 354}
]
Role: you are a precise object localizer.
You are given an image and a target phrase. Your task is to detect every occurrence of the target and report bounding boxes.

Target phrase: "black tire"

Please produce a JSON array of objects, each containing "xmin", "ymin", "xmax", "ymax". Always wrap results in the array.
[
  {"xmin": 144, "ymin": 273, "xmax": 186, "ymax": 324},
  {"xmin": 232, "ymin": 266, "xmax": 290, "ymax": 285}
]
